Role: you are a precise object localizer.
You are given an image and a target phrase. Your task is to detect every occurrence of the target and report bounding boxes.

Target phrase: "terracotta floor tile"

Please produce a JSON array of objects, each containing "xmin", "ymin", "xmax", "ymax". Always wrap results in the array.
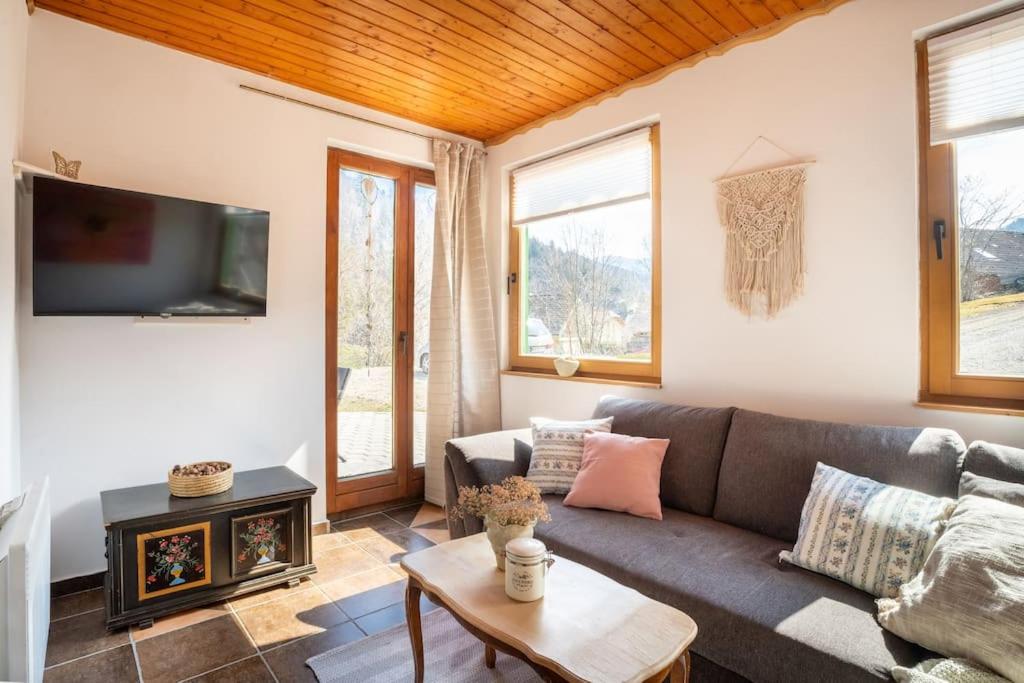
[
  {"xmin": 356, "ymin": 528, "xmax": 434, "ymax": 564},
  {"xmin": 43, "ymin": 644, "xmax": 138, "ymax": 683},
  {"xmin": 50, "ymin": 588, "xmax": 105, "ymax": 621},
  {"xmin": 354, "ymin": 602, "xmax": 406, "ymax": 636},
  {"xmin": 234, "ymin": 585, "xmax": 347, "ymax": 650},
  {"xmin": 312, "ymin": 530, "xmax": 351, "ymax": 557},
  {"xmin": 332, "ymin": 513, "xmax": 406, "ymax": 541},
  {"xmin": 130, "ymin": 602, "xmax": 230, "ymax": 642},
  {"xmin": 45, "ymin": 608, "xmax": 130, "ymax": 667},
  {"xmin": 262, "ymin": 622, "xmax": 364, "ymax": 683},
  {"xmin": 227, "ymin": 578, "xmax": 316, "ymax": 611},
  {"xmin": 319, "ymin": 567, "xmax": 406, "ymax": 619},
  {"xmin": 186, "ymin": 655, "xmax": 275, "ymax": 682},
  {"xmin": 135, "ymin": 614, "xmax": 255, "ymax": 683},
  {"xmin": 311, "ymin": 543, "xmax": 382, "ymax": 584}
]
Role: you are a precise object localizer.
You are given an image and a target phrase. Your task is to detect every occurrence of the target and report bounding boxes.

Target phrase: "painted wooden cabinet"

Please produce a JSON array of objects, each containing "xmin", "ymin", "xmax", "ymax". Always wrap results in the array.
[{"xmin": 100, "ymin": 467, "xmax": 316, "ymax": 630}]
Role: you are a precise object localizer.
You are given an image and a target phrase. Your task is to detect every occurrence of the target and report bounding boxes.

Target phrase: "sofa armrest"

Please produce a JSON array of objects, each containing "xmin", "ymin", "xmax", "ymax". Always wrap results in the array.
[{"xmin": 444, "ymin": 428, "xmax": 532, "ymax": 538}]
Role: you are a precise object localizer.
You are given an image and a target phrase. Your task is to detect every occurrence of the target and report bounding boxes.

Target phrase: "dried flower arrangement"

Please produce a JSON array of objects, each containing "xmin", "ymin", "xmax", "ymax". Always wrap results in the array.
[{"xmin": 450, "ymin": 476, "xmax": 551, "ymax": 528}]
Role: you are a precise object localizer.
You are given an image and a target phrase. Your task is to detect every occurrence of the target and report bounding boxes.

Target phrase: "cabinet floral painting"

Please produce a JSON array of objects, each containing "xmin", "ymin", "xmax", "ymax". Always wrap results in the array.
[
  {"xmin": 231, "ymin": 509, "xmax": 292, "ymax": 577},
  {"xmin": 137, "ymin": 522, "xmax": 212, "ymax": 601}
]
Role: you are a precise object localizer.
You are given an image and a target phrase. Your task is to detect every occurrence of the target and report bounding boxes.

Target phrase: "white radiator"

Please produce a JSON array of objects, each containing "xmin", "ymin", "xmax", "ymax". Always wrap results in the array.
[{"xmin": 0, "ymin": 479, "xmax": 51, "ymax": 683}]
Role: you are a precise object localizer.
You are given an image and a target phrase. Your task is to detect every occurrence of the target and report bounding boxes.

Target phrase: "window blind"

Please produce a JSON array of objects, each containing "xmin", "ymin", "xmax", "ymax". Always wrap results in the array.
[
  {"xmin": 511, "ymin": 127, "xmax": 652, "ymax": 225},
  {"xmin": 928, "ymin": 9, "xmax": 1024, "ymax": 144}
]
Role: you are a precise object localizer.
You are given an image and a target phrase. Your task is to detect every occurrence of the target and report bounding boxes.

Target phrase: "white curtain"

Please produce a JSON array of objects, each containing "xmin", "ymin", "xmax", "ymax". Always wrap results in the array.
[{"xmin": 425, "ymin": 140, "xmax": 501, "ymax": 505}]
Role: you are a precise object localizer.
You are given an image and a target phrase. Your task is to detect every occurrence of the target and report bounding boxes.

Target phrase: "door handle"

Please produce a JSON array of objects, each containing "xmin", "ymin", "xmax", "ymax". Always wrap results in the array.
[
  {"xmin": 398, "ymin": 331, "xmax": 408, "ymax": 356},
  {"xmin": 933, "ymin": 219, "xmax": 946, "ymax": 260}
]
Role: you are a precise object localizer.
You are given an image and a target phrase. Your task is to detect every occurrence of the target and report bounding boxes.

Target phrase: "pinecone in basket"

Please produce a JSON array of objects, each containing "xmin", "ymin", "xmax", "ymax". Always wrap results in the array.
[{"xmin": 172, "ymin": 462, "xmax": 229, "ymax": 477}]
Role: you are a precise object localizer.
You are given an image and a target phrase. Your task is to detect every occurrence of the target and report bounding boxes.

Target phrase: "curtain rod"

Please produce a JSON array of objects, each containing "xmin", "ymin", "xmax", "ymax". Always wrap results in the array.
[{"xmin": 239, "ymin": 84, "xmax": 441, "ymax": 143}]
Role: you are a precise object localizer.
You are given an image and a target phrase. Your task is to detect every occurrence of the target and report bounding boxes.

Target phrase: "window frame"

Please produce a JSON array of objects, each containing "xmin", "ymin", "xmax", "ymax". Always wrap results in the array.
[
  {"xmin": 506, "ymin": 124, "xmax": 662, "ymax": 386},
  {"xmin": 916, "ymin": 39, "xmax": 1024, "ymax": 415}
]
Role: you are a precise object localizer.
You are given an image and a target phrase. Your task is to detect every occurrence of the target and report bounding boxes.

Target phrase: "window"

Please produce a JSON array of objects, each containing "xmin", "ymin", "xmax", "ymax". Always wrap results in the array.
[
  {"xmin": 918, "ymin": 10, "xmax": 1024, "ymax": 413},
  {"xmin": 508, "ymin": 125, "xmax": 660, "ymax": 384}
]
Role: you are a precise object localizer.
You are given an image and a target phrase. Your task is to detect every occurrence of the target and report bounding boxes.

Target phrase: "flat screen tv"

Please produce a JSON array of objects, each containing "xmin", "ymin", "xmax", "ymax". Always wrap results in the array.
[{"xmin": 32, "ymin": 176, "xmax": 269, "ymax": 317}]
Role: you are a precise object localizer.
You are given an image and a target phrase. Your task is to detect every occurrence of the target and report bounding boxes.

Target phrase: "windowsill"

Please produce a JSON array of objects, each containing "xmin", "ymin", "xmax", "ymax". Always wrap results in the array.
[
  {"xmin": 501, "ymin": 369, "xmax": 662, "ymax": 389},
  {"xmin": 916, "ymin": 395, "xmax": 1024, "ymax": 418}
]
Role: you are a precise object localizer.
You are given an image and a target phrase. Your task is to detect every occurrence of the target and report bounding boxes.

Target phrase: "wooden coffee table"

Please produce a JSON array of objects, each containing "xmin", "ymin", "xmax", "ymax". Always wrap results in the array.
[{"xmin": 401, "ymin": 533, "xmax": 698, "ymax": 683}]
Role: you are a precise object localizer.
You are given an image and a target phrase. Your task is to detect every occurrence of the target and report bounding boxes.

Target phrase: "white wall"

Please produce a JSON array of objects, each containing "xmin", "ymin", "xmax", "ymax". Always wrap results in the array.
[
  {"xmin": 0, "ymin": 1, "xmax": 29, "ymax": 504},
  {"xmin": 487, "ymin": 0, "xmax": 1024, "ymax": 447},
  {"xmin": 18, "ymin": 11, "xmax": 475, "ymax": 581}
]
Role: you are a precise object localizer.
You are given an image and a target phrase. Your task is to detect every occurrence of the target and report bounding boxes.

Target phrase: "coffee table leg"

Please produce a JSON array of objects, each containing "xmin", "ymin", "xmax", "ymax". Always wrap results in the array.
[
  {"xmin": 670, "ymin": 651, "xmax": 690, "ymax": 683},
  {"xmin": 405, "ymin": 578, "xmax": 424, "ymax": 683},
  {"xmin": 485, "ymin": 644, "xmax": 496, "ymax": 669}
]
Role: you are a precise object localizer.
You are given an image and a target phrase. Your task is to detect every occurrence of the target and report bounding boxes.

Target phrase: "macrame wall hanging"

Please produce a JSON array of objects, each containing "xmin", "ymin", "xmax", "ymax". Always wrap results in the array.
[{"xmin": 715, "ymin": 137, "xmax": 813, "ymax": 318}]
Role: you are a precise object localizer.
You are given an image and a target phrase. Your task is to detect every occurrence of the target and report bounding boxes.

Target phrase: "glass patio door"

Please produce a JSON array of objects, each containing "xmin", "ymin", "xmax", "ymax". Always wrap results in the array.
[{"xmin": 326, "ymin": 149, "xmax": 435, "ymax": 512}]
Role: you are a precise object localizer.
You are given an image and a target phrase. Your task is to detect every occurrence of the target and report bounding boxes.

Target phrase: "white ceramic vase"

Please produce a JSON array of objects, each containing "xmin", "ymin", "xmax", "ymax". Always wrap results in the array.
[
  {"xmin": 553, "ymin": 356, "xmax": 580, "ymax": 377},
  {"xmin": 484, "ymin": 515, "xmax": 536, "ymax": 570}
]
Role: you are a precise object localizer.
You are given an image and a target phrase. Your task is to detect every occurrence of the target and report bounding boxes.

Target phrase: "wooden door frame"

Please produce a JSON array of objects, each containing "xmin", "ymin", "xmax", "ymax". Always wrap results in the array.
[{"xmin": 326, "ymin": 148, "xmax": 434, "ymax": 513}]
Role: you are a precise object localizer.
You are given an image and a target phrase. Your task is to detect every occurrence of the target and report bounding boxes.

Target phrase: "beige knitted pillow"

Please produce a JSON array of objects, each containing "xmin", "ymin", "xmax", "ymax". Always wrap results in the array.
[{"xmin": 877, "ymin": 495, "xmax": 1024, "ymax": 682}]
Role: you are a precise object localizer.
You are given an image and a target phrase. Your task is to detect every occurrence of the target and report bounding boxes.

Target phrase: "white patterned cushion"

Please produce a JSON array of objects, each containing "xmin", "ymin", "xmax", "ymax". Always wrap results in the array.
[
  {"xmin": 892, "ymin": 658, "xmax": 1010, "ymax": 683},
  {"xmin": 525, "ymin": 417, "xmax": 613, "ymax": 494},
  {"xmin": 877, "ymin": 495, "xmax": 1024, "ymax": 683},
  {"xmin": 780, "ymin": 462, "xmax": 955, "ymax": 598}
]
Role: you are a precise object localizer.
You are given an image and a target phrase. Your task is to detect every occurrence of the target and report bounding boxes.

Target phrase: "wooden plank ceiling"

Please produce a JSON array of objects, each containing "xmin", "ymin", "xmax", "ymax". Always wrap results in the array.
[{"xmin": 35, "ymin": 0, "xmax": 848, "ymax": 143}]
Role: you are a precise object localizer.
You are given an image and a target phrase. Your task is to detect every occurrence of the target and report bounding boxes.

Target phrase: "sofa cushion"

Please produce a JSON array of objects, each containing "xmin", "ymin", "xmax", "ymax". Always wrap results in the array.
[
  {"xmin": 535, "ymin": 499, "xmax": 928, "ymax": 683},
  {"xmin": 713, "ymin": 410, "xmax": 964, "ymax": 542},
  {"xmin": 961, "ymin": 441, "xmax": 1024, "ymax": 485},
  {"xmin": 591, "ymin": 397, "xmax": 735, "ymax": 516},
  {"xmin": 959, "ymin": 471, "xmax": 1024, "ymax": 506},
  {"xmin": 443, "ymin": 429, "xmax": 532, "ymax": 537}
]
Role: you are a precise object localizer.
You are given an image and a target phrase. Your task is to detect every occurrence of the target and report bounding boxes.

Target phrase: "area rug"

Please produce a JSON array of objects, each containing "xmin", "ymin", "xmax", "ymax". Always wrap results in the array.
[{"xmin": 306, "ymin": 608, "xmax": 541, "ymax": 682}]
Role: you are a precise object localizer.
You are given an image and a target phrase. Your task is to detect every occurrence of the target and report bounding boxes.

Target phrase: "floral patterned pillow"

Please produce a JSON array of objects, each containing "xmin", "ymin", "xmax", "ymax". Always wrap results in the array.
[
  {"xmin": 525, "ymin": 417, "xmax": 613, "ymax": 495},
  {"xmin": 780, "ymin": 462, "xmax": 955, "ymax": 598}
]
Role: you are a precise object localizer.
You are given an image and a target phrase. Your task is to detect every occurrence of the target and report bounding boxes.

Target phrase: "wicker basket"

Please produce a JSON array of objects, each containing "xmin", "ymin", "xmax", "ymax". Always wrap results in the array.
[{"xmin": 167, "ymin": 462, "xmax": 233, "ymax": 497}]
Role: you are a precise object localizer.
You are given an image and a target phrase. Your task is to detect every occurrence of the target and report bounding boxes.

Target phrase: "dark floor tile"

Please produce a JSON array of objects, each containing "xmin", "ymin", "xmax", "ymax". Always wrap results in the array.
[
  {"xmin": 408, "ymin": 504, "xmax": 446, "ymax": 529},
  {"xmin": 51, "ymin": 588, "xmax": 105, "ymax": 621},
  {"xmin": 311, "ymin": 544, "xmax": 382, "ymax": 584},
  {"xmin": 319, "ymin": 567, "xmax": 406, "ymax": 620},
  {"xmin": 135, "ymin": 614, "xmax": 255, "ymax": 683},
  {"xmin": 332, "ymin": 513, "xmax": 407, "ymax": 541},
  {"xmin": 262, "ymin": 622, "xmax": 364, "ymax": 683},
  {"xmin": 45, "ymin": 608, "xmax": 129, "ymax": 667},
  {"xmin": 354, "ymin": 602, "xmax": 406, "ymax": 636},
  {"xmin": 43, "ymin": 643, "xmax": 138, "ymax": 682},
  {"xmin": 381, "ymin": 503, "xmax": 424, "ymax": 527},
  {"xmin": 233, "ymin": 586, "xmax": 347, "ymax": 650},
  {"xmin": 186, "ymin": 655, "xmax": 275, "ymax": 682},
  {"xmin": 356, "ymin": 528, "xmax": 434, "ymax": 564}
]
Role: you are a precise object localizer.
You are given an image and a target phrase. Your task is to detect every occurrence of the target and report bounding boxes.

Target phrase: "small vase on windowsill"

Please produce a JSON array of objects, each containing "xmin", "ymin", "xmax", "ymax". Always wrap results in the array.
[
  {"xmin": 449, "ymin": 476, "xmax": 552, "ymax": 571},
  {"xmin": 553, "ymin": 356, "xmax": 580, "ymax": 377}
]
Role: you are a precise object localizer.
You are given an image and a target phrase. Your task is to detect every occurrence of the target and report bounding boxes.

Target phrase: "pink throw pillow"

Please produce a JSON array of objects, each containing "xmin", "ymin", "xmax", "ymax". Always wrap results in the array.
[{"xmin": 563, "ymin": 432, "xmax": 669, "ymax": 520}]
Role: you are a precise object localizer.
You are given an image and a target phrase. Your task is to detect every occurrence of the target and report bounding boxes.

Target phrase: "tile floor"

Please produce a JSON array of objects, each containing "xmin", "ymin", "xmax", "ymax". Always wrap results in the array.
[{"xmin": 43, "ymin": 503, "xmax": 450, "ymax": 682}]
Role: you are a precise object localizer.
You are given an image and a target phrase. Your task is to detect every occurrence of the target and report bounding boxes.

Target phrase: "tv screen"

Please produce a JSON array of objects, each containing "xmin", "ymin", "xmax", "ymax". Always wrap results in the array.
[{"xmin": 32, "ymin": 176, "xmax": 269, "ymax": 317}]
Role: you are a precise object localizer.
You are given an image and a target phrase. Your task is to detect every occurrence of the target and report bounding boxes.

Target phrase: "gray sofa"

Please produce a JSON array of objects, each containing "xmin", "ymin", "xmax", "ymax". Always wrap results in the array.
[{"xmin": 443, "ymin": 396, "xmax": 1024, "ymax": 683}]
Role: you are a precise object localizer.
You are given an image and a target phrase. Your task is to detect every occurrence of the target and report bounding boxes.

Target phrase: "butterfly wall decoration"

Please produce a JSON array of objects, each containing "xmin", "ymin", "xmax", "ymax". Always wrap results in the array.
[{"xmin": 52, "ymin": 151, "xmax": 82, "ymax": 179}]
